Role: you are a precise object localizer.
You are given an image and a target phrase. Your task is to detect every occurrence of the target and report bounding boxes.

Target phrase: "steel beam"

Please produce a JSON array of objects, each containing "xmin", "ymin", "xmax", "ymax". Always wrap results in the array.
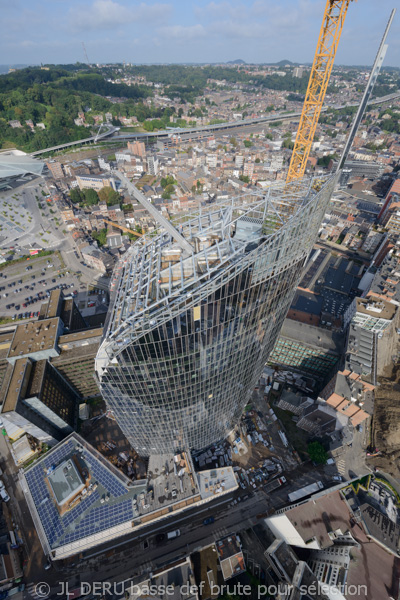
[
  {"xmin": 114, "ymin": 171, "xmax": 194, "ymax": 254},
  {"xmin": 337, "ymin": 8, "xmax": 396, "ymax": 171}
]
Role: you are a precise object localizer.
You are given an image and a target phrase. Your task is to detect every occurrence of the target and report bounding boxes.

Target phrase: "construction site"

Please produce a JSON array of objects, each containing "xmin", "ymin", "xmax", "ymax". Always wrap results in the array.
[{"xmin": 369, "ymin": 309, "xmax": 400, "ymax": 479}]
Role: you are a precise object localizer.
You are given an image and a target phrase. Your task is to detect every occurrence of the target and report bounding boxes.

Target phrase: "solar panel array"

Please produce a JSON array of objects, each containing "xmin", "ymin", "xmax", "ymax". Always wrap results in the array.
[
  {"xmin": 25, "ymin": 468, "xmax": 64, "ymax": 547},
  {"xmin": 84, "ymin": 453, "xmax": 127, "ymax": 498},
  {"xmin": 43, "ymin": 440, "xmax": 75, "ymax": 469},
  {"xmin": 25, "ymin": 439, "xmax": 133, "ymax": 549},
  {"xmin": 63, "ymin": 500, "xmax": 134, "ymax": 545},
  {"xmin": 61, "ymin": 491, "xmax": 100, "ymax": 528}
]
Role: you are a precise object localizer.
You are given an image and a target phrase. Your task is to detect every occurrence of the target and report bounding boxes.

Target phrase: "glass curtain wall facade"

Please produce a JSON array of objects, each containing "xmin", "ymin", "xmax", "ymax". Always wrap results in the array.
[{"xmin": 95, "ymin": 175, "xmax": 338, "ymax": 455}]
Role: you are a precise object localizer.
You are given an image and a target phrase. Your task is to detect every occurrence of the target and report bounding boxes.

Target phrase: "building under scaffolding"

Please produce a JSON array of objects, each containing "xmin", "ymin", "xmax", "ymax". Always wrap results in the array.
[{"xmin": 95, "ymin": 174, "xmax": 338, "ymax": 455}]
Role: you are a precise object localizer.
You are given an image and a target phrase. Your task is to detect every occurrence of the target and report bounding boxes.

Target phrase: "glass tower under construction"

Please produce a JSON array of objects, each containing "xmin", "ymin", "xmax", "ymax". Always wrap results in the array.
[{"xmin": 95, "ymin": 174, "xmax": 337, "ymax": 455}]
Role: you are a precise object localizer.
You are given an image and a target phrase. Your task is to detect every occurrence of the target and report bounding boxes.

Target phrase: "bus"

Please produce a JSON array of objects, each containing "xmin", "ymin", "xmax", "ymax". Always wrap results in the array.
[{"xmin": 287, "ymin": 481, "xmax": 323, "ymax": 503}]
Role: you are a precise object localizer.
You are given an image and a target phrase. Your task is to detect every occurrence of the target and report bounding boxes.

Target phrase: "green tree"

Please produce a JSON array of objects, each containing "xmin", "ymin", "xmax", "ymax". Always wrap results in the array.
[
  {"xmin": 70, "ymin": 188, "xmax": 83, "ymax": 204},
  {"xmin": 317, "ymin": 154, "xmax": 337, "ymax": 167},
  {"xmin": 160, "ymin": 175, "xmax": 176, "ymax": 189},
  {"xmin": 243, "ymin": 140, "xmax": 253, "ymax": 148},
  {"xmin": 230, "ymin": 137, "xmax": 237, "ymax": 147},
  {"xmin": 91, "ymin": 228, "xmax": 107, "ymax": 246},
  {"xmin": 239, "ymin": 175, "xmax": 250, "ymax": 183},
  {"xmin": 255, "ymin": 158, "xmax": 261, "ymax": 163},
  {"xmin": 308, "ymin": 441, "xmax": 328, "ymax": 465},
  {"xmin": 282, "ymin": 138, "xmax": 294, "ymax": 150},
  {"xmin": 82, "ymin": 188, "xmax": 99, "ymax": 206},
  {"xmin": 195, "ymin": 180, "xmax": 204, "ymax": 194},
  {"xmin": 97, "ymin": 186, "xmax": 121, "ymax": 206}
]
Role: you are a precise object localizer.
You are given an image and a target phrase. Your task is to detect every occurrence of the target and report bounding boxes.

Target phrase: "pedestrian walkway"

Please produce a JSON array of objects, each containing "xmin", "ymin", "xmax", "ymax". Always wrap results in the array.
[{"xmin": 213, "ymin": 526, "xmax": 229, "ymax": 540}]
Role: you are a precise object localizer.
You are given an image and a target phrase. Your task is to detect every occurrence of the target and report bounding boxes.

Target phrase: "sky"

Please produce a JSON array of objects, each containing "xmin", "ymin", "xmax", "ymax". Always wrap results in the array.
[{"xmin": 0, "ymin": 0, "xmax": 399, "ymax": 67}]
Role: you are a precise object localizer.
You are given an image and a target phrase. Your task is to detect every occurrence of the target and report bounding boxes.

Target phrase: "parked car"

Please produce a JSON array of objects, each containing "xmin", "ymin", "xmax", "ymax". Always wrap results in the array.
[
  {"xmin": 203, "ymin": 516, "xmax": 215, "ymax": 525},
  {"xmin": 0, "ymin": 489, "xmax": 10, "ymax": 503}
]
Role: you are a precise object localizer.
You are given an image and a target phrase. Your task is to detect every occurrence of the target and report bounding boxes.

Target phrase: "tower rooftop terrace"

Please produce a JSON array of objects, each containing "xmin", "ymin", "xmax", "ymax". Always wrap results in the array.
[{"xmin": 103, "ymin": 176, "xmax": 332, "ymax": 354}]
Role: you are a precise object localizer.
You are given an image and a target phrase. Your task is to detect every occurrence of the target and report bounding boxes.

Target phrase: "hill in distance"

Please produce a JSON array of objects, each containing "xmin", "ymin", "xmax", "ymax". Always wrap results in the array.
[{"xmin": 270, "ymin": 60, "xmax": 297, "ymax": 66}]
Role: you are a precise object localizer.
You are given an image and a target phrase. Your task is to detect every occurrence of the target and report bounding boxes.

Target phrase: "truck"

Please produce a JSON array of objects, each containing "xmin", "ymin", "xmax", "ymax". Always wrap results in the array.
[
  {"xmin": 287, "ymin": 481, "xmax": 323, "ymax": 503},
  {"xmin": 264, "ymin": 476, "xmax": 286, "ymax": 493},
  {"xmin": 167, "ymin": 529, "xmax": 181, "ymax": 540}
]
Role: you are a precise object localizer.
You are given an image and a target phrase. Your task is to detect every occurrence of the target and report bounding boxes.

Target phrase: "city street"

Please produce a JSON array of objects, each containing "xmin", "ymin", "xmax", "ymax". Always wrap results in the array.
[
  {"xmin": 0, "ymin": 434, "xmax": 46, "ymax": 584},
  {"xmin": 13, "ymin": 449, "xmax": 345, "ymax": 600}
]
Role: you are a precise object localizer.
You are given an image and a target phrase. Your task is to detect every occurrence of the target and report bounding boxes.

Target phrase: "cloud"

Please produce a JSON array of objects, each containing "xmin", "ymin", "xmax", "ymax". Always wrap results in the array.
[
  {"xmin": 192, "ymin": 0, "xmax": 316, "ymax": 49},
  {"xmin": 209, "ymin": 21, "xmax": 265, "ymax": 39},
  {"xmin": 156, "ymin": 24, "xmax": 207, "ymax": 42},
  {"xmin": 195, "ymin": 1, "xmax": 243, "ymax": 19},
  {"xmin": 72, "ymin": 0, "xmax": 172, "ymax": 31}
]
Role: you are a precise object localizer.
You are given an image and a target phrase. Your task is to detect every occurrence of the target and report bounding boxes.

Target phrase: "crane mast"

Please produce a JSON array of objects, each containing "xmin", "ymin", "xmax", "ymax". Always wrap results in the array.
[
  {"xmin": 286, "ymin": 0, "xmax": 353, "ymax": 183},
  {"xmin": 82, "ymin": 42, "xmax": 91, "ymax": 66}
]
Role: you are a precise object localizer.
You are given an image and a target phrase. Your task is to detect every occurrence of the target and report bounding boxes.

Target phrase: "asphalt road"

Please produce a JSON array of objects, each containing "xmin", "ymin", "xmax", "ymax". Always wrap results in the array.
[
  {"xmin": 17, "ymin": 448, "xmax": 347, "ymax": 600},
  {"xmin": 24, "ymin": 490, "xmax": 266, "ymax": 599},
  {"xmin": 16, "ymin": 393, "xmax": 352, "ymax": 597},
  {"xmin": 0, "ymin": 434, "xmax": 47, "ymax": 584},
  {"xmin": 0, "ymin": 180, "xmax": 111, "ymax": 296}
]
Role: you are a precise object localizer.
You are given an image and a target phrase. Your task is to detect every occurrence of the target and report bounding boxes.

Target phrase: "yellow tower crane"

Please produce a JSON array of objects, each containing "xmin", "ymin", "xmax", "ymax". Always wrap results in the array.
[
  {"xmin": 103, "ymin": 219, "xmax": 144, "ymax": 236},
  {"xmin": 286, "ymin": 0, "xmax": 354, "ymax": 183}
]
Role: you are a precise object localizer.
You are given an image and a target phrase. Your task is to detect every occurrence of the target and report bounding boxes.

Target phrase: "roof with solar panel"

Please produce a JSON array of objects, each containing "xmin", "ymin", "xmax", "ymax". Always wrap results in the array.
[
  {"xmin": 23, "ymin": 433, "xmax": 238, "ymax": 559},
  {"xmin": 23, "ymin": 433, "xmax": 147, "ymax": 559}
]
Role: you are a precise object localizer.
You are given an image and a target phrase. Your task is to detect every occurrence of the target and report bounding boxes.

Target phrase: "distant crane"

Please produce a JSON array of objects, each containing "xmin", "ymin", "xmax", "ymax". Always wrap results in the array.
[
  {"xmin": 286, "ymin": 0, "xmax": 354, "ymax": 184},
  {"xmin": 94, "ymin": 123, "xmax": 107, "ymax": 143},
  {"xmin": 82, "ymin": 42, "xmax": 91, "ymax": 66},
  {"xmin": 103, "ymin": 220, "xmax": 144, "ymax": 237}
]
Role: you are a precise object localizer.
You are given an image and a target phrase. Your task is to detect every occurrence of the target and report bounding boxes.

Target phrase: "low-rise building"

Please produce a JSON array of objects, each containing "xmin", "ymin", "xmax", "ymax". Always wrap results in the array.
[
  {"xmin": 46, "ymin": 160, "xmax": 65, "ymax": 180},
  {"xmin": 22, "ymin": 434, "xmax": 238, "ymax": 560},
  {"xmin": 76, "ymin": 174, "xmax": 116, "ymax": 192},
  {"xmin": 80, "ymin": 246, "xmax": 115, "ymax": 273}
]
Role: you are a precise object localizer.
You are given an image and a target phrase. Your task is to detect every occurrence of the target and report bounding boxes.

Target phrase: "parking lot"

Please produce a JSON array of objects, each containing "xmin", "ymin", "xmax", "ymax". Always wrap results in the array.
[
  {"xmin": 0, "ymin": 181, "xmax": 66, "ymax": 252},
  {"xmin": 0, "ymin": 253, "xmax": 108, "ymax": 322}
]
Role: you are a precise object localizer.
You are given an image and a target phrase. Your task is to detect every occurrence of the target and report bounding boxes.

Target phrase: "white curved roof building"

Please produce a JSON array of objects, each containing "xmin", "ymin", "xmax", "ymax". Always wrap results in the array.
[{"xmin": 0, "ymin": 149, "xmax": 44, "ymax": 180}]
